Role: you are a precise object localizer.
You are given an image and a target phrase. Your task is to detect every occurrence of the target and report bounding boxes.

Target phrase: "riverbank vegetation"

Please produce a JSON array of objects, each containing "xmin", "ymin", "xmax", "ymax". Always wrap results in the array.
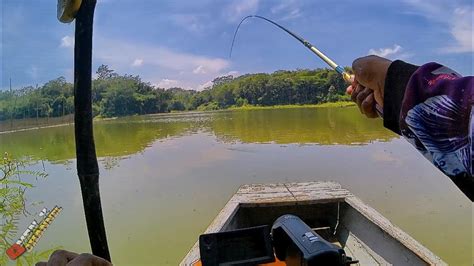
[
  {"xmin": 0, "ymin": 153, "xmax": 56, "ymax": 264},
  {"xmin": 227, "ymin": 102, "xmax": 355, "ymax": 111},
  {"xmin": 0, "ymin": 65, "xmax": 351, "ymax": 120}
]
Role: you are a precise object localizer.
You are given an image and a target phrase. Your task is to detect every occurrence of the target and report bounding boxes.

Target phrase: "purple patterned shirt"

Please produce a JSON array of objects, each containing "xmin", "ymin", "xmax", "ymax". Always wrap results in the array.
[{"xmin": 384, "ymin": 61, "xmax": 473, "ymax": 201}]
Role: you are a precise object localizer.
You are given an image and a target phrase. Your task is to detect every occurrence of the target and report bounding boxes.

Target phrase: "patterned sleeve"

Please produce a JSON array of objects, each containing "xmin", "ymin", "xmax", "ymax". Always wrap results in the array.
[{"xmin": 383, "ymin": 61, "xmax": 473, "ymax": 201}]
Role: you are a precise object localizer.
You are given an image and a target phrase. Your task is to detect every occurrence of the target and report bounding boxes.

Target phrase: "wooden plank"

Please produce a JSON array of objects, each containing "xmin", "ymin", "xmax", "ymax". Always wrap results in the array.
[
  {"xmin": 343, "ymin": 232, "xmax": 385, "ymax": 265},
  {"xmin": 285, "ymin": 181, "xmax": 350, "ymax": 203},
  {"xmin": 238, "ymin": 183, "xmax": 288, "ymax": 194},
  {"xmin": 232, "ymin": 192, "xmax": 296, "ymax": 205},
  {"xmin": 285, "ymin": 181, "xmax": 343, "ymax": 192},
  {"xmin": 345, "ymin": 196, "xmax": 446, "ymax": 265},
  {"xmin": 291, "ymin": 190, "xmax": 349, "ymax": 202}
]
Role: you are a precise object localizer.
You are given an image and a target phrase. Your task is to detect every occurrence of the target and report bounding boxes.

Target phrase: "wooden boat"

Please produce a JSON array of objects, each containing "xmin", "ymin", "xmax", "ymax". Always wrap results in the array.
[{"xmin": 181, "ymin": 181, "xmax": 445, "ymax": 265}]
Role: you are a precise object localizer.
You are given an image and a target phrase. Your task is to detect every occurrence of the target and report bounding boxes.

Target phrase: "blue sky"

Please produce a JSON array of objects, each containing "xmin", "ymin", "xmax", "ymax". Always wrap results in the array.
[{"xmin": 1, "ymin": 0, "xmax": 473, "ymax": 90}]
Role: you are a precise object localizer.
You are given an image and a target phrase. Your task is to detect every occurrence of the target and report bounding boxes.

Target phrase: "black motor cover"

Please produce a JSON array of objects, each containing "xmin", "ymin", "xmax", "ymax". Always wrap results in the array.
[
  {"xmin": 271, "ymin": 214, "xmax": 348, "ymax": 266},
  {"xmin": 199, "ymin": 225, "xmax": 275, "ymax": 265}
]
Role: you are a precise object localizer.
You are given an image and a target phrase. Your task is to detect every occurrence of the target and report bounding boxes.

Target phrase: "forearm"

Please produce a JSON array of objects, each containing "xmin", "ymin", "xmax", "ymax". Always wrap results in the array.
[
  {"xmin": 383, "ymin": 61, "xmax": 474, "ymax": 201},
  {"xmin": 383, "ymin": 60, "xmax": 419, "ymax": 134}
]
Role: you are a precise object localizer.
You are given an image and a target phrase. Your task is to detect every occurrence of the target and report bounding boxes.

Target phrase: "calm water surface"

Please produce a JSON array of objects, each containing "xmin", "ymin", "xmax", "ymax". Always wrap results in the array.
[{"xmin": 1, "ymin": 107, "xmax": 472, "ymax": 265}]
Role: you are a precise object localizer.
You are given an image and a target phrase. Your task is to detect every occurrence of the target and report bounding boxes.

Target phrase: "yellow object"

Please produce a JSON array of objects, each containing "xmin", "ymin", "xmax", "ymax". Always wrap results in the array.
[
  {"xmin": 343, "ymin": 73, "xmax": 354, "ymax": 84},
  {"xmin": 57, "ymin": 0, "xmax": 82, "ymax": 23}
]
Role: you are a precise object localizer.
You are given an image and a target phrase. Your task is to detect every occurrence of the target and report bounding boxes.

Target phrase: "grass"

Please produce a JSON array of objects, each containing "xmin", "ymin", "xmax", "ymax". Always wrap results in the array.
[{"xmin": 227, "ymin": 101, "xmax": 355, "ymax": 111}]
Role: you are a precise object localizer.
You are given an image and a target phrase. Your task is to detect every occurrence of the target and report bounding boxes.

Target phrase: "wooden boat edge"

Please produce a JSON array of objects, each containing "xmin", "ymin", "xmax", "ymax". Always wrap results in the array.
[{"xmin": 180, "ymin": 181, "xmax": 446, "ymax": 266}]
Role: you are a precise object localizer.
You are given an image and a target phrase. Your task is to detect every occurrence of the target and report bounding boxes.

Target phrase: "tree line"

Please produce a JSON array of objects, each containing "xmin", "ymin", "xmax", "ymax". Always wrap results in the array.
[{"xmin": 0, "ymin": 65, "xmax": 350, "ymax": 120}]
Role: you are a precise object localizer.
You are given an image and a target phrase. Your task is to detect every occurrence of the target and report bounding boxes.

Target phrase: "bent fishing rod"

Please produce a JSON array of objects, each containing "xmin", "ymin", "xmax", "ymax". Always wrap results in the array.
[{"xmin": 230, "ymin": 15, "xmax": 383, "ymax": 116}]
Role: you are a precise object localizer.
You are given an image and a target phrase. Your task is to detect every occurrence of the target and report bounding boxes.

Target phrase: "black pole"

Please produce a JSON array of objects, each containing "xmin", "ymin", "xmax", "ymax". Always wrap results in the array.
[{"xmin": 73, "ymin": 0, "xmax": 111, "ymax": 261}]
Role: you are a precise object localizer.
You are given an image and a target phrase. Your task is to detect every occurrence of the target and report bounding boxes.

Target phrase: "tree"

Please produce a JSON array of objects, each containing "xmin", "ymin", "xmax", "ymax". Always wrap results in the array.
[
  {"xmin": 96, "ymin": 64, "xmax": 117, "ymax": 80},
  {"xmin": 212, "ymin": 75, "xmax": 234, "ymax": 86},
  {"xmin": 326, "ymin": 85, "xmax": 338, "ymax": 102},
  {"xmin": 0, "ymin": 67, "xmax": 352, "ymax": 121}
]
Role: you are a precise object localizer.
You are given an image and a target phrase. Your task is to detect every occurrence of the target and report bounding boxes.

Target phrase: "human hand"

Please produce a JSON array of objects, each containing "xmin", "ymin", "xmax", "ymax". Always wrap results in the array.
[
  {"xmin": 35, "ymin": 250, "xmax": 112, "ymax": 266},
  {"xmin": 346, "ymin": 55, "xmax": 392, "ymax": 118}
]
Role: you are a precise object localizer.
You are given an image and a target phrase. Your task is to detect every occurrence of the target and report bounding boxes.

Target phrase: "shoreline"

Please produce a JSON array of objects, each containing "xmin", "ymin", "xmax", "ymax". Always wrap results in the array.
[
  {"xmin": 227, "ymin": 101, "xmax": 355, "ymax": 111},
  {"xmin": 0, "ymin": 102, "xmax": 355, "ymax": 134}
]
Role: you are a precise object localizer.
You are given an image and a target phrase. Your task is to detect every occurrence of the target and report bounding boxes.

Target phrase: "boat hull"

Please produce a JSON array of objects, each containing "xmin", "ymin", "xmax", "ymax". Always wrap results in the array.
[{"xmin": 181, "ymin": 181, "xmax": 445, "ymax": 266}]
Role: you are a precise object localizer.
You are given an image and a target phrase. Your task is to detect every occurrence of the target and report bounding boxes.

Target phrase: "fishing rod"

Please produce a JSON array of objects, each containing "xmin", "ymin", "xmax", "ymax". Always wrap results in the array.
[
  {"xmin": 230, "ymin": 15, "xmax": 352, "ymax": 83},
  {"xmin": 230, "ymin": 15, "xmax": 383, "ymax": 115}
]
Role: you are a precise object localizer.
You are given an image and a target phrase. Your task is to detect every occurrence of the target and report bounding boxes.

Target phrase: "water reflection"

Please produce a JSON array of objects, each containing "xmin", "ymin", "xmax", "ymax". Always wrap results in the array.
[
  {"xmin": 0, "ymin": 117, "xmax": 193, "ymax": 163},
  {"xmin": 210, "ymin": 107, "xmax": 395, "ymax": 144},
  {"xmin": 1, "ymin": 107, "xmax": 396, "ymax": 164}
]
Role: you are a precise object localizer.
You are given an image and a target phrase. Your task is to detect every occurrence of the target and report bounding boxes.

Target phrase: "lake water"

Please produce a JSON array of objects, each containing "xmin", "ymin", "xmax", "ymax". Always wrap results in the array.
[{"xmin": 1, "ymin": 107, "xmax": 472, "ymax": 265}]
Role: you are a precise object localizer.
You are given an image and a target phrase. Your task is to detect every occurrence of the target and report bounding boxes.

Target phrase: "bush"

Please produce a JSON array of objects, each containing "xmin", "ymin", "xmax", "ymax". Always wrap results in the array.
[
  {"xmin": 235, "ymin": 97, "xmax": 249, "ymax": 107},
  {"xmin": 197, "ymin": 101, "xmax": 220, "ymax": 111}
]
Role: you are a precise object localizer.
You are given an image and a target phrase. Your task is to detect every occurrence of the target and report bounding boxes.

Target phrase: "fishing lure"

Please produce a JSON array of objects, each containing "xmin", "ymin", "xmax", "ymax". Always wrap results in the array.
[{"xmin": 230, "ymin": 15, "xmax": 383, "ymax": 116}]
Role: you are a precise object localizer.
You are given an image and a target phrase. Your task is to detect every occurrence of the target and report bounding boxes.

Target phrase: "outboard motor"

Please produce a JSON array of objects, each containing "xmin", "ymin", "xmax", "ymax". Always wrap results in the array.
[
  {"xmin": 199, "ymin": 214, "xmax": 357, "ymax": 266},
  {"xmin": 272, "ymin": 214, "xmax": 357, "ymax": 266}
]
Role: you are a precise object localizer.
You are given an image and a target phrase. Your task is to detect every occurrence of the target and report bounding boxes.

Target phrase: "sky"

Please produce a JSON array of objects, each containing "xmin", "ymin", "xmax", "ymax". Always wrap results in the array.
[{"xmin": 1, "ymin": 0, "xmax": 473, "ymax": 90}]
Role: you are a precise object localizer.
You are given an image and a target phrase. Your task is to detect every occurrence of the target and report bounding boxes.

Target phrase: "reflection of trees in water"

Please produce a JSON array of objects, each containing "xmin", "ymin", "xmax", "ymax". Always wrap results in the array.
[
  {"xmin": 0, "ymin": 108, "xmax": 397, "ymax": 170},
  {"xmin": 0, "ymin": 153, "xmax": 57, "ymax": 265},
  {"xmin": 100, "ymin": 156, "xmax": 125, "ymax": 170},
  {"xmin": 0, "ymin": 118, "xmax": 196, "ymax": 168},
  {"xmin": 210, "ymin": 107, "xmax": 397, "ymax": 145}
]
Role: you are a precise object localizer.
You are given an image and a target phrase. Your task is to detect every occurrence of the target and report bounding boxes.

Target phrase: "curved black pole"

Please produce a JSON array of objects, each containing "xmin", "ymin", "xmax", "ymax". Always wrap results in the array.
[
  {"xmin": 74, "ymin": 0, "xmax": 111, "ymax": 261},
  {"xmin": 230, "ymin": 15, "xmax": 310, "ymax": 59}
]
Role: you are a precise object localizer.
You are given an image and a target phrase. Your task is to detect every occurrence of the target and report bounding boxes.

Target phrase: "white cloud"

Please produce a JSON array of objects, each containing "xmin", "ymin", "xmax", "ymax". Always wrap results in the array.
[
  {"xmin": 95, "ymin": 37, "xmax": 229, "ymax": 74},
  {"xmin": 271, "ymin": 2, "xmax": 287, "ymax": 14},
  {"xmin": 446, "ymin": 7, "xmax": 473, "ymax": 53},
  {"xmin": 93, "ymin": 37, "xmax": 231, "ymax": 90},
  {"xmin": 271, "ymin": 0, "xmax": 301, "ymax": 21},
  {"xmin": 156, "ymin": 79, "xmax": 179, "ymax": 88},
  {"xmin": 224, "ymin": 0, "xmax": 259, "ymax": 22},
  {"xmin": 368, "ymin": 44, "xmax": 413, "ymax": 60},
  {"xmin": 196, "ymin": 70, "xmax": 240, "ymax": 91},
  {"xmin": 280, "ymin": 8, "xmax": 301, "ymax": 21},
  {"xmin": 60, "ymin": 35, "xmax": 74, "ymax": 48},
  {"xmin": 132, "ymin": 58, "xmax": 144, "ymax": 67},
  {"xmin": 197, "ymin": 80, "xmax": 214, "ymax": 91},
  {"xmin": 193, "ymin": 65, "xmax": 206, "ymax": 74},
  {"xmin": 225, "ymin": 70, "xmax": 240, "ymax": 77},
  {"xmin": 403, "ymin": 0, "xmax": 473, "ymax": 53},
  {"xmin": 171, "ymin": 14, "xmax": 205, "ymax": 33},
  {"xmin": 368, "ymin": 44, "xmax": 403, "ymax": 58}
]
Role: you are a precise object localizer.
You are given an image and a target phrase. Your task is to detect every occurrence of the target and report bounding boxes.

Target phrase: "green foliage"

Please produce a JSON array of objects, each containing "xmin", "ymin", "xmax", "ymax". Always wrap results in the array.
[
  {"xmin": 1, "ymin": 66, "xmax": 350, "ymax": 120},
  {"xmin": 228, "ymin": 101, "xmax": 355, "ymax": 110},
  {"xmin": 0, "ymin": 153, "xmax": 52, "ymax": 265},
  {"xmin": 203, "ymin": 68, "xmax": 348, "ymax": 109},
  {"xmin": 197, "ymin": 101, "xmax": 220, "ymax": 111},
  {"xmin": 0, "ymin": 77, "xmax": 73, "ymax": 121},
  {"xmin": 96, "ymin": 64, "xmax": 118, "ymax": 80}
]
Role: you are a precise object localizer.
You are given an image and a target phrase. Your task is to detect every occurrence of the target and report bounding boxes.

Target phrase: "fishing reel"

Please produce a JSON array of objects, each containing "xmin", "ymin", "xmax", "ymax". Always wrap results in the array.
[
  {"xmin": 57, "ymin": 0, "xmax": 82, "ymax": 23},
  {"xmin": 199, "ymin": 214, "xmax": 358, "ymax": 266}
]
